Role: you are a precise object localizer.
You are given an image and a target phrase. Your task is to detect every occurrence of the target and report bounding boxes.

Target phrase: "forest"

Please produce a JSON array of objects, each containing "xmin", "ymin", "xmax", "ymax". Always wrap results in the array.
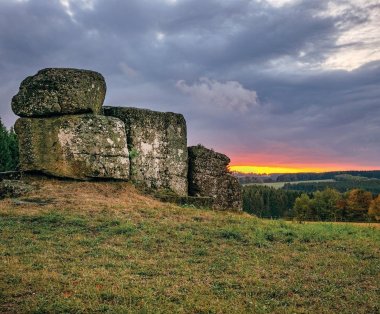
[
  {"xmin": 276, "ymin": 170, "xmax": 380, "ymax": 182},
  {"xmin": 243, "ymin": 185, "xmax": 380, "ymax": 222},
  {"xmin": 0, "ymin": 118, "xmax": 18, "ymax": 172},
  {"xmin": 242, "ymin": 185, "xmax": 302, "ymax": 218},
  {"xmin": 282, "ymin": 179, "xmax": 380, "ymax": 194}
]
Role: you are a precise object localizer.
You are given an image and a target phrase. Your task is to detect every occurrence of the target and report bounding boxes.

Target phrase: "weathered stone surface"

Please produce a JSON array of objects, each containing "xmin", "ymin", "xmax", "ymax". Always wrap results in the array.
[
  {"xmin": 155, "ymin": 193, "xmax": 214, "ymax": 209},
  {"xmin": 0, "ymin": 180, "xmax": 34, "ymax": 199},
  {"xmin": 12, "ymin": 68, "xmax": 106, "ymax": 117},
  {"xmin": 104, "ymin": 106, "xmax": 188, "ymax": 195},
  {"xmin": 188, "ymin": 145, "xmax": 242, "ymax": 210},
  {"xmin": 14, "ymin": 115, "xmax": 129, "ymax": 180}
]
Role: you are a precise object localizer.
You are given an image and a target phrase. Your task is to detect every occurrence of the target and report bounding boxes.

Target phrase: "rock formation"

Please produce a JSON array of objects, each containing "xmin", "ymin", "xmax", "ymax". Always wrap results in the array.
[
  {"xmin": 104, "ymin": 106, "xmax": 188, "ymax": 196},
  {"xmin": 15, "ymin": 115, "xmax": 129, "ymax": 180},
  {"xmin": 13, "ymin": 68, "xmax": 129, "ymax": 180},
  {"xmin": 11, "ymin": 67, "xmax": 242, "ymax": 209},
  {"xmin": 188, "ymin": 145, "xmax": 242, "ymax": 210},
  {"xmin": 12, "ymin": 68, "xmax": 106, "ymax": 117}
]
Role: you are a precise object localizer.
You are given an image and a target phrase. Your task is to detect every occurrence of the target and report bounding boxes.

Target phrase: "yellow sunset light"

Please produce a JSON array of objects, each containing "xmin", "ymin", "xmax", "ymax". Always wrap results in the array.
[{"xmin": 229, "ymin": 165, "xmax": 331, "ymax": 174}]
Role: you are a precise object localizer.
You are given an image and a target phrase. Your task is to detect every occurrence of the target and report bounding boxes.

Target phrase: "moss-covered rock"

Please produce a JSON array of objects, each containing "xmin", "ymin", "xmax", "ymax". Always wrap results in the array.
[
  {"xmin": 15, "ymin": 115, "xmax": 129, "ymax": 180},
  {"xmin": 104, "ymin": 106, "xmax": 188, "ymax": 195},
  {"xmin": 188, "ymin": 145, "xmax": 242, "ymax": 210},
  {"xmin": 12, "ymin": 68, "xmax": 106, "ymax": 117},
  {"xmin": 0, "ymin": 180, "xmax": 34, "ymax": 199}
]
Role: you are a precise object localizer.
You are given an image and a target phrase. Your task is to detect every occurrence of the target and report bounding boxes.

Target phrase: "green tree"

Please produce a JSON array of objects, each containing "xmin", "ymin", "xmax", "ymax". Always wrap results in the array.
[
  {"xmin": 0, "ymin": 118, "xmax": 11, "ymax": 171},
  {"xmin": 0, "ymin": 118, "xmax": 19, "ymax": 171},
  {"xmin": 7, "ymin": 127, "xmax": 19, "ymax": 170},
  {"xmin": 293, "ymin": 193, "xmax": 312, "ymax": 222},
  {"xmin": 312, "ymin": 188, "xmax": 342, "ymax": 221}
]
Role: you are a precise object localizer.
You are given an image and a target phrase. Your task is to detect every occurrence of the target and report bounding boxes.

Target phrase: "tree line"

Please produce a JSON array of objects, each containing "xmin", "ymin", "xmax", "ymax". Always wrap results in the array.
[
  {"xmin": 243, "ymin": 185, "xmax": 380, "ymax": 222},
  {"xmin": 0, "ymin": 118, "xmax": 19, "ymax": 172},
  {"xmin": 276, "ymin": 170, "xmax": 380, "ymax": 182},
  {"xmin": 243, "ymin": 185, "xmax": 302, "ymax": 218},
  {"xmin": 283, "ymin": 180, "xmax": 380, "ymax": 195},
  {"xmin": 293, "ymin": 188, "xmax": 380, "ymax": 222}
]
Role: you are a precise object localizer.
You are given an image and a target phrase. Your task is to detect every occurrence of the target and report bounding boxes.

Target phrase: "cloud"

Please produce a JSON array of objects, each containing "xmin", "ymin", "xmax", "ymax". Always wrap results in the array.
[
  {"xmin": 319, "ymin": 0, "xmax": 380, "ymax": 70},
  {"xmin": 0, "ymin": 0, "xmax": 379, "ymax": 169},
  {"xmin": 176, "ymin": 77, "xmax": 259, "ymax": 112}
]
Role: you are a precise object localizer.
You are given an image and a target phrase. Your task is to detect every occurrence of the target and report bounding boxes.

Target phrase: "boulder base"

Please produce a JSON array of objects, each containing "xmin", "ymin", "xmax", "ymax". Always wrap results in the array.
[
  {"xmin": 104, "ymin": 106, "xmax": 188, "ymax": 196},
  {"xmin": 0, "ymin": 180, "xmax": 34, "ymax": 199},
  {"xmin": 15, "ymin": 115, "xmax": 130, "ymax": 180},
  {"xmin": 188, "ymin": 145, "xmax": 242, "ymax": 210},
  {"xmin": 12, "ymin": 68, "xmax": 106, "ymax": 117}
]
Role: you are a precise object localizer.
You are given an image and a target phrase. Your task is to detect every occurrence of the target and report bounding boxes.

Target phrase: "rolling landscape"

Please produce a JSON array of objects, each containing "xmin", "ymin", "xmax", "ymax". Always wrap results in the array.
[
  {"xmin": 1, "ymin": 178, "xmax": 379, "ymax": 313},
  {"xmin": 1, "ymin": 0, "xmax": 380, "ymax": 313},
  {"xmin": 1, "ymin": 116, "xmax": 379, "ymax": 313}
]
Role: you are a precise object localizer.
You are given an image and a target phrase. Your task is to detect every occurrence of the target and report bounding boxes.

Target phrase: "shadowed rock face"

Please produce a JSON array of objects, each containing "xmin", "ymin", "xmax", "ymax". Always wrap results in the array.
[
  {"xmin": 12, "ymin": 68, "xmax": 106, "ymax": 117},
  {"xmin": 104, "ymin": 106, "xmax": 188, "ymax": 196},
  {"xmin": 188, "ymin": 145, "xmax": 242, "ymax": 210},
  {"xmin": 15, "ymin": 115, "xmax": 129, "ymax": 180}
]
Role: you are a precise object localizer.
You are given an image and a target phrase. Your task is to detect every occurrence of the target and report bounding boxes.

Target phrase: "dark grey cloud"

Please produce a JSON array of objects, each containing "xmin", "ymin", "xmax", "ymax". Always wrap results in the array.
[{"xmin": 0, "ymin": 0, "xmax": 379, "ymax": 169}]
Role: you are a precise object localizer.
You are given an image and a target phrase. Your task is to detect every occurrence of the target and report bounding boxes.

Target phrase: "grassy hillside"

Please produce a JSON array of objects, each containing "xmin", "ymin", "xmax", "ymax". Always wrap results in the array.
[{"xmin": 0, "ymin": 178, "xmax": 379, "ymax": 313}]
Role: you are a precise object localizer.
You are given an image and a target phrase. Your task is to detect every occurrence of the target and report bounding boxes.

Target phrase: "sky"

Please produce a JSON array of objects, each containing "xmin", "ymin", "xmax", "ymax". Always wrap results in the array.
[{"xmin": 0, "ymin": 0, "xmax": 379, "ymax": 174}]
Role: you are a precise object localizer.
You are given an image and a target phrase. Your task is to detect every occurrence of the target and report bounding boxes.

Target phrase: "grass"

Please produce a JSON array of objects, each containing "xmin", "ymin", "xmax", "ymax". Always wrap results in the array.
[
  {"xmin": 0, "ymin": 178, "xmax": 379, "ymax": 313},
  {"xmin": 245, "ymin": 179, "xmax": 335, "ymax": 189}
]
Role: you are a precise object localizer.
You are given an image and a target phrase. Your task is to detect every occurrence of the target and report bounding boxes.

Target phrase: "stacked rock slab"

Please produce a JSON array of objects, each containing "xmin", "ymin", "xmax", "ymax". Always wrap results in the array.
[
  {"xmin": 12, "ymin": 68, "xmax": 105, "ymax": 117},
  {"xmin": 188, "ymin": 145, "xmax": 242, "ymax": 210},
  {"xmin": 12, "ymin": 68, "xmax": 130, "ymax": 180},
  {"xmin": 104, "ymin": 106, "xmax": 188, "ymax": 196}
]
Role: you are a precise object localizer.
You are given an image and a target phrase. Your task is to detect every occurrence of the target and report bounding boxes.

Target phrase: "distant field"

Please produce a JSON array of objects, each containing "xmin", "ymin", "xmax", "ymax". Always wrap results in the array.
[{"xmin": 244, "ymin": 179, "xmax": 335, "ymax": 189}]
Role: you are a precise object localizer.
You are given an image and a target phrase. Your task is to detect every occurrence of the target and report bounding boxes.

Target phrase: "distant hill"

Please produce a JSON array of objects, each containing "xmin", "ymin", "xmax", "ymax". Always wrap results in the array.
[
  {"xmin": 234, "ymin": 170, "xmax": 380, "ymax": 184},
  {"xmin": 283, "ymin": 179, "xmax": 380, "ymax": 195},
  {"xmin": 275, "ymin": 170, "xmax": 380, "ymax": 182}
]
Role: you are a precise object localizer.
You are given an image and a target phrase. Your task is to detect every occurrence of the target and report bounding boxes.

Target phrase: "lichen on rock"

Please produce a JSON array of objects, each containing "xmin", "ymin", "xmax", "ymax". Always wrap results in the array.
[
  {"xmin": 12, "ymin": 68, "xmax": 106, "ymax": 117},
  {"xmin": 188, "ymin": 145, "xmax": 242, "ymax": 210},
  {"xmin": 14, "ymin": 115, "xmax": 129, "ymax": 180},
  {"xmin": 104, "ymin": 106, "xmax": 188, "ymax": 196},
  {"xmin": 10, "ymin": 67, "xmax": 243, "ymax": 211}
]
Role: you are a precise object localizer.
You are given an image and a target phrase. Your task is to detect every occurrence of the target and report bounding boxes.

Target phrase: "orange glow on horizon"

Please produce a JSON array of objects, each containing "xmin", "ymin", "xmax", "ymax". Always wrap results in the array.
[{"xmin": 229, "ymin": 165, "xmax": 377, "ymax": 174}]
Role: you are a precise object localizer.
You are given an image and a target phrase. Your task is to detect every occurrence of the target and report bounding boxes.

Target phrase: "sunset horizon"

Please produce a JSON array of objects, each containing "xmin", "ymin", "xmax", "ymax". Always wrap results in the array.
[
  {"xmin": 229, "ymin": 164, "xmax": 380, "ymax": 175},
  {"xmin": 1, "ymin": 0, "xmax": 379, "ymax": 173}
]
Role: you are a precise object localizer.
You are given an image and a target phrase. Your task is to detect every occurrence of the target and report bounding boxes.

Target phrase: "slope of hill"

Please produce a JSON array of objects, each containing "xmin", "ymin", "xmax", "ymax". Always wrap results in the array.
[{"xmin": 0, "ymin": 178, "xmax": 379, "ymax": 313}]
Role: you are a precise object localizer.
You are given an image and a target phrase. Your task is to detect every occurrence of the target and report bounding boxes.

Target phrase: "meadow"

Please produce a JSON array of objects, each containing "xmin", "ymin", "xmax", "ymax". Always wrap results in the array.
[
  {"xmin": 244, "ymin": 179, "xmax": 335, "ymax": 189},
  {"xmin": 0, "ymin": 179, "xmax": 379, "ymax": 313}
]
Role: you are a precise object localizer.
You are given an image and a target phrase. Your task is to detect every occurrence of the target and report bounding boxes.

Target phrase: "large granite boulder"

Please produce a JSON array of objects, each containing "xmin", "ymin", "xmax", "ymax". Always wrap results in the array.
[
  {"xmin": 12, "ymin": 68, "xmax": 106, "ymax": 117},
  {"xmin": 14, "ymin": 115, "xmax": 129, "ymax": 180},
  {"xmin": 104, "ymin": 106, "xmax": 188, "ymax": 196},
  {"xmin": 188, "ymin": 145, "xmax": 242, "ymax": 210}
]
